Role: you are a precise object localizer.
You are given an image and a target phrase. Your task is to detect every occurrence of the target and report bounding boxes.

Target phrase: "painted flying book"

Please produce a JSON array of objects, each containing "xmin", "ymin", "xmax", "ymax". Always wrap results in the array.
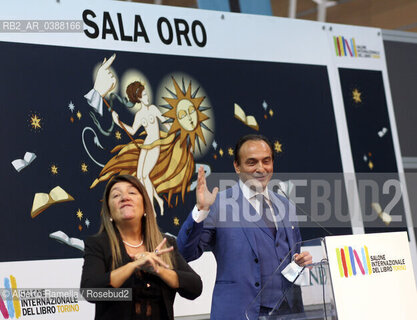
[
  {"xmin": 49, "ymin": 230, "xmax": 84, "ymax": 251},
  {"xmin": 234, "ymin": 103, "xmax": 259, "ymax": 131},
  {"xmin": 11, "ymin": 152, "xmax": 37, "ymax": 172},
  {"xmin": 31, "ymin": 186, "xmax": 74, "ymax": 218}
]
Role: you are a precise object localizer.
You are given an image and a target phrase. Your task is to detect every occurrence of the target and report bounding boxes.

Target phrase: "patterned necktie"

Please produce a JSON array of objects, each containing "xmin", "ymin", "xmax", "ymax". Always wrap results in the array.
[{"xmin": 255, "ymin": 194, "xmax": 277, "ymax": 237}]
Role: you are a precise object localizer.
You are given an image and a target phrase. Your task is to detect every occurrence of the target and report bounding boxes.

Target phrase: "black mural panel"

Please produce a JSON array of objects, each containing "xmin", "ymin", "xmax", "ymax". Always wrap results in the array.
[
  {"xmin": 339, "ymin": 68, "xmax": 408, "ymax": 235},
  {"xmin": 0, "ymin": 41, "xmax": 348, "ymax": 261}
]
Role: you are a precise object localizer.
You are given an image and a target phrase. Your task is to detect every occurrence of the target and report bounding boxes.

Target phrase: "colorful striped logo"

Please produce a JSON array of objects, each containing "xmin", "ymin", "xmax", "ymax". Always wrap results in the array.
[
  {"xmin": 336, "ymin": 246, "xmax": 372, "ymax": 278},
  {"xmin": 334, "ymin": 36, "xmax": 358, "ymax": 57},
  {"xmin": 0, "ymin": 275, "xmax": 21, "ymax": 319}
]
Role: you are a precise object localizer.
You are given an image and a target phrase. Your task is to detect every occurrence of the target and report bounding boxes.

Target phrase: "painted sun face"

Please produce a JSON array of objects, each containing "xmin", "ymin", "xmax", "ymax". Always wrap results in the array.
[
  {"xmin": 176, "ymin": 99, "xmax": 197, "ymax": 131},
  {"xmin": 163, "ymin": 77, "xmax": 209, "ymax": 151}
]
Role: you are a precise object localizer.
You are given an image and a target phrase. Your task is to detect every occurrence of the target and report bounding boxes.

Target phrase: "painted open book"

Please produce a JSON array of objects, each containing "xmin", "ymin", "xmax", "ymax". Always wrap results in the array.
[
  {"xmin": 49, "ymin": 230, "xmax": 84, "ymax": 251},
  {"xmin": 234, "ymin": 103, "xmax": 259, "ymax": 131},
  {"xmin": 11, "ymin": 151, "xmax": 37, "ymax": 172},
  {"xmin": 31, "ymin": 186, "xmax": 74, "ymax": 218}
]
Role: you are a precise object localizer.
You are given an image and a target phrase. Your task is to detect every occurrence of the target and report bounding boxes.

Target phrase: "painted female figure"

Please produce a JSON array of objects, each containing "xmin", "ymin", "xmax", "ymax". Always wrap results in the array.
[
  {"xmin": 87, "ymin": 55, "xmax": 196, "ymax": 213},
  {"xmin": 111, "ymin": 81, "xmax": 167, "ymax": 215}
]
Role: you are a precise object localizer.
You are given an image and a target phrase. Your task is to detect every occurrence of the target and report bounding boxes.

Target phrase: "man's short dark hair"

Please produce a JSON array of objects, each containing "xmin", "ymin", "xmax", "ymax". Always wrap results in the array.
[{"xmin": 234, "ymin": 134, "xmax": 274, "ymax": 165}]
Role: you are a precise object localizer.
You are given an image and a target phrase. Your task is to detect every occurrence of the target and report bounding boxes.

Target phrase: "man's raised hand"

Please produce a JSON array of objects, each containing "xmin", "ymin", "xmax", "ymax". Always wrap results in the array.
[{"xmin": 196, "ymin": 166, "xmax": 218, "ymax": 211}]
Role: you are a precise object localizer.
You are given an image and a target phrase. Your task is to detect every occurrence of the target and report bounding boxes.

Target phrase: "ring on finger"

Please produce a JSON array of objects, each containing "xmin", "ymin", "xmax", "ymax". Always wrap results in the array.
[{"xmin": 154, "ymin": 249, "xmax": 159, "ymax": 255}]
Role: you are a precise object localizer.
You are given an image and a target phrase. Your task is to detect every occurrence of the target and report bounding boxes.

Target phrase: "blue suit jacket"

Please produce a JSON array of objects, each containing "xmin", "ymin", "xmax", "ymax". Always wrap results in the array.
[{"xmin": 177, "ymin": 183, "xmax": 302, "ymax": 320}]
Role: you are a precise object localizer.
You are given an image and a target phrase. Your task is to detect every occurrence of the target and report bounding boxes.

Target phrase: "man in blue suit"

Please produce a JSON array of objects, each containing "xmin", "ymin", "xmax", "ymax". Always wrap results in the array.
[{"xmin": 177, "ymin": 134, "xmax": 312, "ymax": 320}]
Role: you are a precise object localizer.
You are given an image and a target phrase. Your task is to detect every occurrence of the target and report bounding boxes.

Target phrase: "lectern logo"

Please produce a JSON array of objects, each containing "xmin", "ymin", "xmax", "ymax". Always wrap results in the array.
[
  {"xmin": 0, "ymin": 275, "xmax": 21, "ymax": 319},
  {"xmin": 336, "ymin": 246, "xmax": 372, "ymax": 278}
]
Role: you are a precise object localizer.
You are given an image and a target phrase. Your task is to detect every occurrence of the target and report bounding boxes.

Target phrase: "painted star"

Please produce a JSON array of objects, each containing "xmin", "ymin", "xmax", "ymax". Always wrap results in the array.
[
  {"xmin": 81, "ymin": 162, "xmax": 88, "ymax": 172},
  {"xmin": 30, "ymin": 114, "xmax": 41, "ymax": 129},
  {"xmin": 85, "ymin": 219, "xmax": 90, "ymax": 228},
  {"xmin": 274, "ymin": 141, "xmax": 283, "ymax": 153},
  {"xmin": 213, "ymin": 154, "xmax": 218, "ymax": 160},
  {"xmin": 76, "ymin": 111, "xmax": 82, "ymax": 120},
  {"xmin": 173, "ymin": 217, "xmax": 180, "ymax": 226},
  {"xmin": 368, "ymin": 161, "xmax": 374, "ymax": 170},
  {"xmin": 262, "ymin": 100, "xmax": 268, "ymax": 111},
  {"xmin": 78, "ymin": 225, "xmax": 83, "ymax": 231},
  {"xmin": 228, "ymin": 148, "xmax": 234, "ymax": 156},
  {"xmin": 269, "ymin": 109, "xmax": 274, "ymax": 117},
  {"xmin": 212, "ymin": 140, "xmax": 218, "ymax": 150},
  {"xmin": 352, "ymin": 89, "xmax": 362, "ymax": 103},
  {"xmin": 68, "ymin": 101, "xmax": 75, "ymax": 113},
  {"xmin": 51, "ymin": 165, "xmax": 58, "ymax": 175},
  {"xmin": 70, "ymin": 116, "xmax": 74, "ymax": 123},
  {"xmin": 219, "ymin": 148, "xmax": 224, "ymax": 157},
  {"xmin": 76, "ymin": 209, "xmax": 83, "ymax": 220},
  {"xmin": 115, "ymin": 131, "xmax": 122, "ymax": 140}
]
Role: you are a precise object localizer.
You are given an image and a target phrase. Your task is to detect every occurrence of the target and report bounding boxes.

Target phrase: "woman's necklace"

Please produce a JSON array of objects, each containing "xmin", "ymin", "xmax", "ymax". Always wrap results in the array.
[{"xmin": 123, "ymin": 239, "xmax": 144, "ymax": 248}]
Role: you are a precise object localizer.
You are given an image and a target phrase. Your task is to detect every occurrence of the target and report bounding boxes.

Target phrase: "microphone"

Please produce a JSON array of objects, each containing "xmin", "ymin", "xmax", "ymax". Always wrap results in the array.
[{"xmin": 276, "ymin": 183, "xmax": 334, "ymax": 236}]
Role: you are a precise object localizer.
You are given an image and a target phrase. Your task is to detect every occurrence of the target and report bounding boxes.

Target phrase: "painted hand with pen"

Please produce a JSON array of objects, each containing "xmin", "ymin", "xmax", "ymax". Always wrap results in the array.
[{"xmin": 94, "ymin": 53, "xmax": 117, "ymax": 98}]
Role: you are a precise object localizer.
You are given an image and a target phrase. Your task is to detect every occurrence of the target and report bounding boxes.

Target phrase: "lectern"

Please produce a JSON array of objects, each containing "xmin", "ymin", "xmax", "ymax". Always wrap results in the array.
[{"xmin": 245, "ymin": 232, "xmax": 416, "ymax": 320}]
